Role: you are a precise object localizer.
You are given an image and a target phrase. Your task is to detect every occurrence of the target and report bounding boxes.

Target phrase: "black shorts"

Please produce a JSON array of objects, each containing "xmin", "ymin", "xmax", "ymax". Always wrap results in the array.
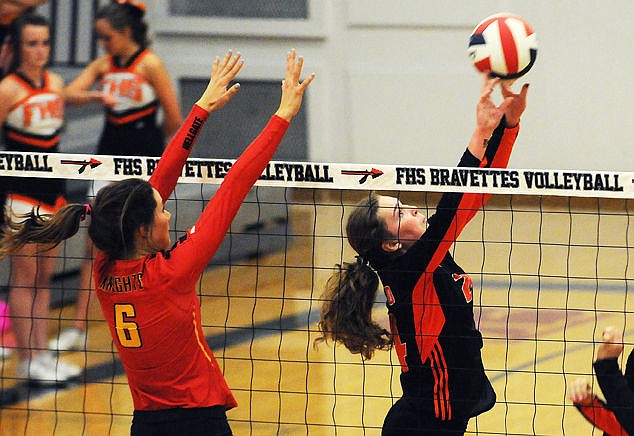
[
  {"xmin": 382, "ymin": 396, "xmax": 469, "ymax": 436},
  {"xmin": 131, "ymin": 405, "xmax": 232, "ymax": 436}
]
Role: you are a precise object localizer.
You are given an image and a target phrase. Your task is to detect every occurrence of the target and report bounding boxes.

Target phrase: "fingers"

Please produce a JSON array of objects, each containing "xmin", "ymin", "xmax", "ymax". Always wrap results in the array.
[
  {"xmin": 283, "ymin": 48, "xmax": 315, "ymax": 88},
  {"xmin": 299, "ymin": 72, "xmax": 316, "ymax": 91},
  {"xmin": 567, "ymin": 378, "xmax": 592, "ymax": 404},
  {"xmin": 480, "ymin": 75, "xmax": 499, "ymax": 101},
  {"xmin": 501, "ymin": 81, "xmax": 530, "ymax": 98},
  {"xmin": 213, "ymin": 50, "xmax": 243, "ymax": 84},
  {"xmin": 275, "ymin": 48, "xmax": 315, "ymax": 121},
  {"xmin": 602, "ymin": 325, "xmax": 622, "ymax": 344}
]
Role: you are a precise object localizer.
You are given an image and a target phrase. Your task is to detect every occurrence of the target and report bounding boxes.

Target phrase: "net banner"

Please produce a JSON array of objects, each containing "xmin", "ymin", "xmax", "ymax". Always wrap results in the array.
[{"xmin": 1, "ymin": 150, "xmax": 632, "ymax": 198}]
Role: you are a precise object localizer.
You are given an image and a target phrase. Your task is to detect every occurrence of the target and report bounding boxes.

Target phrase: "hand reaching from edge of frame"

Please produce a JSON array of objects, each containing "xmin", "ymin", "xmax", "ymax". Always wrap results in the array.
[
  {"xmin": 567, "ymin": 377, "xmax": 594, "ymax": 406},
  {"xmin": 597, "ymin": 325, "xmax": 624, "ymax": 361},
  {"xmin": 274, "ymin": 49, "xmax": 315, "ymax": 122},
  {"xmin": 196, "ymin": 50, "xmax": 245, "ymax": 113},
  {"xmin": 501, "ymin": 80, "xmax": 529, "ymax": 128}
]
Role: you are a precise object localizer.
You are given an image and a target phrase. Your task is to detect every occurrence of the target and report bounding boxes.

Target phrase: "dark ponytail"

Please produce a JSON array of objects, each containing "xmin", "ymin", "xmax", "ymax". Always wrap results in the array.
[
  {"xmin": 315, "ymin": 192, "xmax": 399, "ymax": 360},
  {"xmin": 316, "ymin": 259, "xmax": 392, "ymax": 360},
  {"xmin": 0, "ymin": 203, "xmax": 87, "ymax": 259}
]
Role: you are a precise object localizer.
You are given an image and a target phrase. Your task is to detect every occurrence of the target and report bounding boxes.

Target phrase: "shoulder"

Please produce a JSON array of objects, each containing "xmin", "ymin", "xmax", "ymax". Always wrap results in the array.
[
  {"xmin": 0, "ymin": 74, "xmax": 24, "ymax": 103},
  {"xmin": 46, "ymin": 70, "xmax": 64, "ymax": 90},
  {"xmin": 138, "ymin": 50, "xmax": 168, "ymax": 76}
]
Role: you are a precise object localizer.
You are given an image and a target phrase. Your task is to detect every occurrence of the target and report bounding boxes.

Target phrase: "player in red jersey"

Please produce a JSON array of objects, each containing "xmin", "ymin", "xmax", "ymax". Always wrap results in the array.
[
  {"xmin": 568, "ymin": 325, "xmax": 634, "ymax": 435},
  {"xmin": 0, "ymin": 48, "xmax": 314, "ymax": 435},
  {"xmin": 315, "ymin": 76, "xmax": 528, "ymax": 435}
]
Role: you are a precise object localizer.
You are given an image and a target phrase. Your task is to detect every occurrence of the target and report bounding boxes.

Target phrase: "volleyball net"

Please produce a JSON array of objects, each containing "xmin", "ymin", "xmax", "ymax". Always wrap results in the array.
[{"xmin": 0, "ymin": 150, "xmax": 633, "ymax": 435}]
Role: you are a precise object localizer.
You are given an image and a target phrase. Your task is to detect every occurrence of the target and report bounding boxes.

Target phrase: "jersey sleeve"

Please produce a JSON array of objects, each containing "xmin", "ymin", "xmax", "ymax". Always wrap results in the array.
[
  {"xmin": 481, "ymin": 116, "xmax": 520, "ymax": 169},
  {"xmin": 575, "ymin": 396, "xmax": 629, "ymax": 435},
  {"xmin": 594, "ymin": 358, "xmax": 634, "ymax": 432},
  {"xmin": 405, "ymin": 120, "xmax": 520, "ymax": 364},
  {"xmin": 149, "ymin": 104, "xmax": 210, "ymax": 202},
  {"xmin": 160, "ymin": 115, "xmax": 290, "ymax": 283}
]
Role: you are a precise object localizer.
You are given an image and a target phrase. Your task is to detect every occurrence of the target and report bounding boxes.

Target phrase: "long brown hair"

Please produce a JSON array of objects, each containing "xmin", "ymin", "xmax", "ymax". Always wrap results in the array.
[
  {"xmin": 315, "ymin": 192, "xmax": 397, "ymax": 360},
  {"xmin": 0, "ymin": 178, "xmax": 156, "ymax": 265},
  {"xmin": 0, "ymin": 203, "xmax": 86, "ymax": 258}
]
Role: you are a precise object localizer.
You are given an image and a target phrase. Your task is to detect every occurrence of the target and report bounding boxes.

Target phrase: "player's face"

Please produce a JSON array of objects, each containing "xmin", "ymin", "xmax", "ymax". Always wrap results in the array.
[
  {"xmin": 95, "ymin": 19, "xmax": 132, "ymax": 56},
  {"xmin": 376, "ymin": 195, "xmax": 427, "ymax": 251},
  {"xmin": 147, "ymin": 188, "xmax": 172, "ymax": 251},
  {"xmin": 20, "ymin": 24, "xmax": 50, "ymax": 69}
]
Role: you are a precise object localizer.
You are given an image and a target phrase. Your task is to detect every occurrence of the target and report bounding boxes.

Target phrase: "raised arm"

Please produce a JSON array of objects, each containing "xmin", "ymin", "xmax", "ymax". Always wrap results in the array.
[
  {"xmin": 167, "ymin": 49, "xmax": 314, "ymax": 280},
  {"xmin": 149, "ymin": 51, "xmax": 244, "ymax": 202},
  {"xmin": 593, "ymin": 327, "xmax": 634, "ymax": 431}
]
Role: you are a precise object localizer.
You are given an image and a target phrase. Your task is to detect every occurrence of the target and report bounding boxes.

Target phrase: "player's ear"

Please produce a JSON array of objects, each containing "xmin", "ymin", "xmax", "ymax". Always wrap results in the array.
[
  {"xmin": 137, "ymin": 224, "xmax": 149, "ymax": 239},
  {"xmin": 381, "ymin": 239, "xmax": 402, "ymax": 253}
]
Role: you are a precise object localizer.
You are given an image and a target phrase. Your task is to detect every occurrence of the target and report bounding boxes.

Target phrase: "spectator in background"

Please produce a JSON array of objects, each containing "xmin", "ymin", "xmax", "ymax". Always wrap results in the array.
[
  {"xmin": 0, "ymin": 0, "xmax": 48, "ymax": 360},
  {"xmin": 0, "ymin": 13, "xmax": 81, "ymax": 384},
  {"xmin": 50, "ymin": 0, "xmax": 182, "ymax": 353}
]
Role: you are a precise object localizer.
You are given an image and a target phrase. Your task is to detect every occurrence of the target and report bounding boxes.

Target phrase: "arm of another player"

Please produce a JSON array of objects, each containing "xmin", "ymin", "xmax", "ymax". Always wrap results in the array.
[
  {"xmin": 568, "ymin": 377, "xmax": 627, "ymax": 434},
  {"xmin": 149, "ymin": 51, "xmax": 244, "ymax": 202},
  {"xmin": 143, "ymin": 52, "xmax": 182, "ymax": 137},
  {"xmin": 593, "ymin": 326, "xmax": 634, "ymax": 431}
]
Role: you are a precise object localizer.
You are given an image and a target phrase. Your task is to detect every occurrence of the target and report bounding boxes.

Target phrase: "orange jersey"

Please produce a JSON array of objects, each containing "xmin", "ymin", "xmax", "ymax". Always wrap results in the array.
[
  {"xmin": 94, "ymin": 104, "xmax": 290, "ymax": 411},
  {"xmin": 3, "ymin": 71, "xmax": 63, "ymax": 150},
  {"xmin": 101, "ymin": 49, "xmax": 158, "ymax": 126},
  {"xmin": 2, "ymin": 70, "xmax": 65, "ymax": 208}
]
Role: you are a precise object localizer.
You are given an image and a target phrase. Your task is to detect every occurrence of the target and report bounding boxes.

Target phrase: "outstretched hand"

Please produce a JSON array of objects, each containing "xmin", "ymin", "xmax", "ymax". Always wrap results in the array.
[
  {"xmin": 196, "ymin": 50, "xmax": 245, "ymax": 113},
  {"xmin": 476, "ymin": 75, "xmax": 513, "ymax": 138},
  {"xmin": 274, "ymin": 49, "xmax": 315, "ymax": 121},
  {"xmin": 597, "ymin": 325, "xmax": 624, "ymax": 361},
  {"xmin": 501, "ymin": 80, "xmax": 529, "ymax": 127},
  {"xmin": 567, "ymin": 377, "xmax": 594, "ymax": 406}
]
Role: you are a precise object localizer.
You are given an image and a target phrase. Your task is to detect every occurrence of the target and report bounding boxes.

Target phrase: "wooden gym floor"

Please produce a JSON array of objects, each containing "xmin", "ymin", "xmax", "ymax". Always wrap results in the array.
[{"xmin": 0, "ymin": 191, "xmax": 632, "ymax": 435}]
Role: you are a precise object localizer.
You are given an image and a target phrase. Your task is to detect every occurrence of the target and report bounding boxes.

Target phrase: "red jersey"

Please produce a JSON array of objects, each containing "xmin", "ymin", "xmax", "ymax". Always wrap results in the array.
[{"xmin": 94, "ymin": 104, "xmax": 290, "ymax": 411}]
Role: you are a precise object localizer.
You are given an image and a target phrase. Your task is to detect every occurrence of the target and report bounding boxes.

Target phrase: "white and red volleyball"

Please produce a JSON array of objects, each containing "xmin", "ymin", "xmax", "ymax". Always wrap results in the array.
[{"xmin": 468, "ymin": 13, "xmax": 538, "ymax": 79}]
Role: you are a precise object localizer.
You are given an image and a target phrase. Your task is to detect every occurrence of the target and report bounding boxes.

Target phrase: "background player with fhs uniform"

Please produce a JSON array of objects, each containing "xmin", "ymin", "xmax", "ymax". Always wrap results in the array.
[
  {"xmin": 50, "ymin": 0, "xmax": 183, "ymax": 353},
  {"xmin": 0, "ymin": 13, "xmax": 84, "ymax": 384},
  {"xmin": 316, "ymin": 76, "xmax": 529, "ymax": 434},
  {"xmin": 0, "ymin": 49, "xmax": 314, "ymax": 434}
]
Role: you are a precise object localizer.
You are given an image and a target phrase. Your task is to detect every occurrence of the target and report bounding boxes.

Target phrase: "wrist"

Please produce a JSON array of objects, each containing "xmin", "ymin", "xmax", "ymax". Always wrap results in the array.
[
  {"xmin": 274, "ymin": 109, "xmax": 293, "ymax": 122},
  {"xmin": 505, "ymin": 117, "xmax": 520, "ymax": 128}
]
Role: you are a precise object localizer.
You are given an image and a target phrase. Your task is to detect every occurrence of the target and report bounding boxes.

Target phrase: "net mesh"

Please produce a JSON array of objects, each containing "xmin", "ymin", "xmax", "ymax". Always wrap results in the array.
[{"xmin": 0, "ymin": 151, "xmax": 633, "ymax": 435}]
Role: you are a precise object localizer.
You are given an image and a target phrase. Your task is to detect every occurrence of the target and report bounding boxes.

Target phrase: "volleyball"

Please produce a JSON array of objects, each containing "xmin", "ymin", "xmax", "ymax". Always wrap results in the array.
[{"xmin": 468, "ymin": 13, "xmax": 538, "ymax": 79}]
